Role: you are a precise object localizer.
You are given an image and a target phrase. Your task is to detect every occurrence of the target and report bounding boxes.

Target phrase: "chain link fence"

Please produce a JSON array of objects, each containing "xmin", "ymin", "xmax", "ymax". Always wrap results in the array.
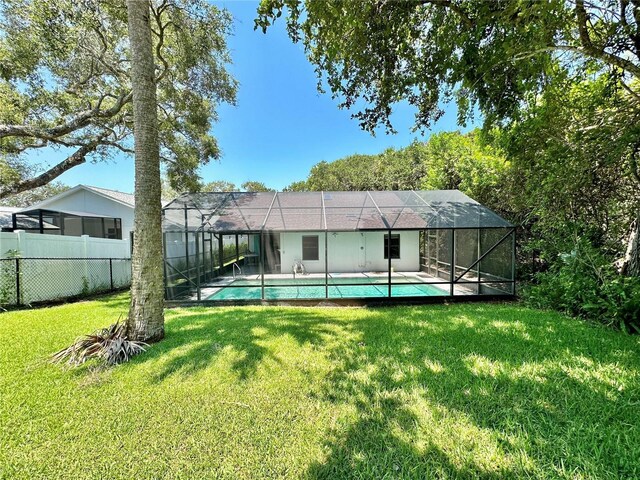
[{"xmin": 0, "ymin": 257, "xmax": 131, "ymax": 307}]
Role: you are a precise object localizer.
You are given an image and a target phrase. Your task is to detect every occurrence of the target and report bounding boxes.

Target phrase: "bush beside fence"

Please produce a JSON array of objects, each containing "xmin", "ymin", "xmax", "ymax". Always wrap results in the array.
[{"xmin": 0, "ymin": 257, "xmax": 131, "ymax": 307}]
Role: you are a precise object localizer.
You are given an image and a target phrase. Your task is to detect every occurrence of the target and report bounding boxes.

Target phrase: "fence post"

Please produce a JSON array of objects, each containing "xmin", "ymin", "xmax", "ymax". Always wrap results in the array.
[
  {"xmin": 109, "ymin": 258, "xmax": 114, "ymax": 291},
  {"xmin": 81, "ymin": 235, "xmax": 90, "ymax": 292},
  {"xmin": 15, "ymin": 257, "xmax": 21, "ymax": 306},
  {"xmin": 14, "ymin": 230, "xmax": 25, "ymax": 255}
]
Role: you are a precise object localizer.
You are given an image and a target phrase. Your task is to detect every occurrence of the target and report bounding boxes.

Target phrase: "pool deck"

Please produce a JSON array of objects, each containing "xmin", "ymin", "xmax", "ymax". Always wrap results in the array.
[{"xmin": 193, "ymin": 271, "xmax": 477, "ymax": 300}]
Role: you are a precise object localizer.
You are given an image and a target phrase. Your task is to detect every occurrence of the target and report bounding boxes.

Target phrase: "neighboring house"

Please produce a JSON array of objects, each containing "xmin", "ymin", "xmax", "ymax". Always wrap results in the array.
[
  {"xmin": 3, "ymin": 185, "xmax": 168, "ymax": 242},
  {"xmin": 0, "ymin": 207, "xmax": 21, "ymax": 232}
]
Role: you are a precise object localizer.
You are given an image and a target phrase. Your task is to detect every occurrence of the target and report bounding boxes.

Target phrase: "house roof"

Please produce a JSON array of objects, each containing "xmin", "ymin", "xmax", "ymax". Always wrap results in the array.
[
  {"xmin": 17, "ymin": 184, "xmax": 171, "ymax": 212},
  {"xmin": 19, "ymin": 184, "xmax": 135, "ymax": 212},
  {"xmin": 163, "ymin": 190, "xmax": 513, "ymax": 232},
  {"xmin": 84, "ymin": 185, "xmax": 136, "ymax": 207}
]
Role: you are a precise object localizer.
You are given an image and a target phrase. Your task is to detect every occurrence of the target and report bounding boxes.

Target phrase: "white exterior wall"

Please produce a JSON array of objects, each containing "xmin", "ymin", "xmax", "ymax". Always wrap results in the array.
[
  {"xmin": 0, "ymin": 231, "xmax": 130, "ymax": 258},
  {"xmin": 41, "ymin": 189, "xmax": 135, "ymax": 241},
  {"xmin": 279, "ymin": 231, "xmax": 420, "ymax": 274}
]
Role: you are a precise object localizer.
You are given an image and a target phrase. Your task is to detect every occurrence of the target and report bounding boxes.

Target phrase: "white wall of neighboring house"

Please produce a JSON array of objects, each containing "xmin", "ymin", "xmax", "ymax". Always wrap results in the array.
[
  {"xmin": 39, "ymin": 188, "xmax": 135, "ymax": 241},
  {"xmin": 279, "ymin": 230, "xmax": 420, "ymax": 274}
]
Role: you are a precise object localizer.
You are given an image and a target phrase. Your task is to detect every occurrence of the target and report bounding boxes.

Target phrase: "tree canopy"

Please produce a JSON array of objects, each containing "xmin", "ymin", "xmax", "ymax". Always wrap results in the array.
[
  {"xmin": 240, "ymin": 180, "xmax": 274, "ymax": 192},
  {"xmin": 258, "ymin": 0, "xmax": 640, "ymax": 277},
  {"xmin": 287, "ymin": 130, "xmax": 510, "ymax": 209},
  {"xmin": 0, "ymin": 0, "xmax": 237, "ymax": 199},
  {"xmin": 256, "ymin": 0, "xmax": 640, "ymax": 132}
]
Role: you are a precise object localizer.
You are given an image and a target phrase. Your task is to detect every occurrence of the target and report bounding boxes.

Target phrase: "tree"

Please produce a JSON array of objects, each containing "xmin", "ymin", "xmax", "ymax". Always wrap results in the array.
[
  {"xmin": 283, "ymin": 179, "xmax": 309, "ymax": 191},
  {"xmin": 202, "ymin": 180, "xmax": 238, "ymax": 192},
  {"xmin": 257, "ymin": 1, "xmax": 639, "ymax": 132},
  {"xmin": 0, "ymin": 181, "xmax": 68, "ymax": 208},
  {"xmin": 495, "ymin": 76, "xmax": 640, "ymax": 269},
  {"xmin": 125, "ymin": 0, "xmax": 164, "ymax": 342},
  {"xmin": 0, "ymin": 0, "xmax": 237, "ymax": 199},
  {"xmin": 287, "ymin": 131, "xmax": 508, "ymax": 207},
  {"xmin": 256, "ymin": 0, "xmax": 640, "ymax": 275},
  {"xmin": 241, "ymin": 180, "xmax": 274, "ymax": 192}
]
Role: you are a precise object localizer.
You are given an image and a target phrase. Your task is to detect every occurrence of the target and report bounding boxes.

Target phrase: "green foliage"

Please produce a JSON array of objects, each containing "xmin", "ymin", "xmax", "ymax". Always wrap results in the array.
[
  {"xmin": 0, "ymin": 178, "xmax": 68, "ymax": 207},
  {"xmin": 202, "ymin": 180, "xmax": 237, "ymax": 192},
  {"xmin": 525, "ymin": 238, "xmax": 640, "ymax": 333},
  {"xmin": 283, "ymin": 179, "xmax": 308, "ymax": 192},
  {"xmin": 2, "ymin": 295, "xmax": 640, "ymax": 477},
  {"xmin": 240, "ymin": 181, "xmax": 274, "ymax": 192},
  {"xmin": 0, "ymin": 0, "xmax": 237, "ymax": 194},
  {"xmin": 289, "ymin": 130, "xmax": 510, "ymax": 210},
  {"xmin": 80, "ymin": 276, "xmax": 90, "ymax": 297},
  {"xmin": 497, "ymin": 76, "xmax": 640, "ymax": 256},
  {"xmin": 255, "ymin": 1, "xmax": 640, "ymax": 133}
]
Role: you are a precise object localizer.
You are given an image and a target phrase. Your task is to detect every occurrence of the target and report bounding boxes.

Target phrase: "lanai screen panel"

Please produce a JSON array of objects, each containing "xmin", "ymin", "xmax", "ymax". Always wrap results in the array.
[
  {"xmin": 323, "ymin": 191, "xmax": 387, "ymax": 230},
  {"xmin": 163, "ymin": 192, "xmax": 230, "ymax": 232},
  {"xmin": 162, "ymin": 190, "xmax": 513, "ymax": 233},
  {"xmin": 416, "ymin": 190, "xmax": 511, "ymax": 228},
  {"xmin": 369, "ymin": 190, "xmax": 437, "ymax": 229},
  {"xmin": 206, "ymin": 192, "xmax": 275, "ymax": 232},
  {"xmin": 264, "ymin": 191, "xmax": 324, "ymax": 231}
]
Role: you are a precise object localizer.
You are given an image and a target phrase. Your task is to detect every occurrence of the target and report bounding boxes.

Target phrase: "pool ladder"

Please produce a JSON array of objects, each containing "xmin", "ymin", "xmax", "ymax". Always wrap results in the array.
[{"xmin": 232, "ymin": 262, "xmax": 242, "ymax": 279}]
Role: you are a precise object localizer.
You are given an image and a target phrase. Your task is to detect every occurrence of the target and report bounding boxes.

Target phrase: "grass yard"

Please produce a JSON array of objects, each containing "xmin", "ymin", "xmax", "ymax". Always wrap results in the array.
[{"xmin": 1, "ymin": 295, "xmax": 639, "ymax": 479}]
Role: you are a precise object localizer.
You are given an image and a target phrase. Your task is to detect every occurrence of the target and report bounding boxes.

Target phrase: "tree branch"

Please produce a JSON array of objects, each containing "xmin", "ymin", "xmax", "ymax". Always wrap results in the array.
[
  {"xmin": 576, "ymin": 0, "xmax": 594, "ymax": 48},
  {"xmin": 632, "ymin": 0, "xmax": 640, "ymax": 57},
  {"xmin": 419, "ymin": 0, "xmax": 473, "ymax": 28},
  {"xmin": 150, "ymin": 3, "xmax": 171, "ymax": 83},
  {"xmin": 0, "ymin": 140, "xmax": 104, "ymax": 199},
  {"xmin": 621, "ymin": 78, "xmax": 640, "ymax": 101},
  {"xmin": 631, "ymin": 142, "xmax": 640, "ymax": 185},
  {"xmin": 0, "ymin": 91, "xmax": 132, "ymax": 140},
  {"xmin": 575, "ymin": 0, "xmax": 640, "ymax": 77}
]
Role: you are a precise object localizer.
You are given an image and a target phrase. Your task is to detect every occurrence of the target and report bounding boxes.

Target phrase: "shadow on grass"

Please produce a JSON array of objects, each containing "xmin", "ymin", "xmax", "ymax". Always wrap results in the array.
[
  {"xmin": 306, "ymin": 306, "xmax": 640, "ymax": 479},
  {"xmin": 144, "ymin": 308, "xmax": 345, "ymax": 382},
  {"xmin": 134, "ymin": 304, "xmax": 639, "ymax": 478}
]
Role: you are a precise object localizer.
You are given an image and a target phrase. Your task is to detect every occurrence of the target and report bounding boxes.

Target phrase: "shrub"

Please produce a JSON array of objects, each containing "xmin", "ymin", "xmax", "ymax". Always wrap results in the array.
[{"xmin": 524, "ymin": 238, "xmax": 640, "ymax": 333}]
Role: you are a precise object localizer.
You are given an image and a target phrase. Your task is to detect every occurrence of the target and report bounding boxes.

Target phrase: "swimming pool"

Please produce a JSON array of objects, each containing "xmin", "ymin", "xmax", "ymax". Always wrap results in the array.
[{"xmin": 206, "ymin": 277, "xmax": 447, "ymax": 300}]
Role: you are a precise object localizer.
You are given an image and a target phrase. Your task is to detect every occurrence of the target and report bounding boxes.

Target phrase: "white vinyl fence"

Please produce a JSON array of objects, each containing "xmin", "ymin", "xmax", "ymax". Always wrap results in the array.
[{"xmin": 0, "ymin": 231, "xmax": 131, "ymax": 306}]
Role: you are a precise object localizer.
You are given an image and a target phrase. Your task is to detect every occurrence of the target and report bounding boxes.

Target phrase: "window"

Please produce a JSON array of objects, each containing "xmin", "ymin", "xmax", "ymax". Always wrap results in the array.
[
  {"xmin": 63, "ymin": 216, "xmax": 83, "ymax": 236},
  {"xmin": 384, "ymin": 234, "xmax": 400, "ymax": 259},
  {"xmin": 83, "ymin": 217, "xmax": 104, "ymax": 238},
  {"xmin": 302, "ymin": 235, "xmax": 319, "ymax": 261},
  {"xmin": 104, "ymin": 218, "xmax": 122, "ymax": 239}
]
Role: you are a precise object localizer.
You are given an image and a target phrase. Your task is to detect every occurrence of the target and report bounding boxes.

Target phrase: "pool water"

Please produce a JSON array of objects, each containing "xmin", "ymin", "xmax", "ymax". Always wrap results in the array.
[{"xmin": 206, "ymin": 277, "xmax": 446, "ymax": 300}]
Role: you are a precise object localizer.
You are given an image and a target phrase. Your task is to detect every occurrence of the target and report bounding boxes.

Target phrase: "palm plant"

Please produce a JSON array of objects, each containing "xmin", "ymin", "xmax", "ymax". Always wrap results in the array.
[{"xmin": 51, "ymin": 321, "xmax": 148, "ymax": 366}]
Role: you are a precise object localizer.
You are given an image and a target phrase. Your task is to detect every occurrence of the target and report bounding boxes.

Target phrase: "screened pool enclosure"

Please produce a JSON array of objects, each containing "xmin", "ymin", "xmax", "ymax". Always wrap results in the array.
[{"xmin": 162, "ymin": 190, "xmax": 515, "ymax": 303}]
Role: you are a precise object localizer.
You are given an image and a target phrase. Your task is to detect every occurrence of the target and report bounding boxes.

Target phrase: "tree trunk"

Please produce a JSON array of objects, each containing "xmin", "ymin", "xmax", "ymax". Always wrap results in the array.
[
  {"xmin": 620, "ymin": 212, "xmax": 640, "ymax": 277},
  {"xmin": 125, "ymin": 0, "xmax": 164, "ymax": 342}
]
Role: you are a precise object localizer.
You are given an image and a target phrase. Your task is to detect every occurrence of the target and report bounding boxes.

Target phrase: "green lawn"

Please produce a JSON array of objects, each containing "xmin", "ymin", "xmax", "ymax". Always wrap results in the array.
[{"xmin": 1, "ymin": 296, "xmax": 639, "ymax": 479}]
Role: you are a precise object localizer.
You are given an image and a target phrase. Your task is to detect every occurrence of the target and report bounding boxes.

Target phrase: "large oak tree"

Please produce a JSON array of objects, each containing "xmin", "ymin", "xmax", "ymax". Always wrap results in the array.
[{"xmin": 0, "ymin": 0, "xmax": 236, "ymax": 199}]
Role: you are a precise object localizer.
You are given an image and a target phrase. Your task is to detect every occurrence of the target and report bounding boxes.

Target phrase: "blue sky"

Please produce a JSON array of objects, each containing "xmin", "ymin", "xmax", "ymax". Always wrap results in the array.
[{"xmin": 41, "ymin": 0, "xmax": 469, "ymax": 193}]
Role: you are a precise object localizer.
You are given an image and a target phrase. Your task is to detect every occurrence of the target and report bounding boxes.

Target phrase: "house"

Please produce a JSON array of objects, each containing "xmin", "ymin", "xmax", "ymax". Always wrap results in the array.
[
  {"xmin": 7, "ymin": 185, "xmax": 141, "ymax": 241},
  {"xmin": 0, "ymin": 207, "xmax": 22, "ymax": 232},
  {"xmin": 162, "ymin": 190, "xmax": 516, "ymax": 302}
]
